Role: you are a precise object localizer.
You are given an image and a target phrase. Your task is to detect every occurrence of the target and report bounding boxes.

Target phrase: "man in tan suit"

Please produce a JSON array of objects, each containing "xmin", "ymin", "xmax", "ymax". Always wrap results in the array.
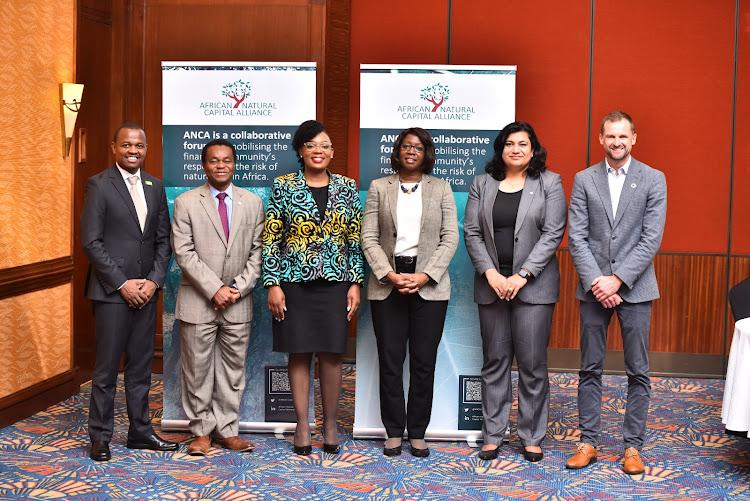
[{"xmin": 171, "ymin": 139, "xmax": 264, "ymax": 455}]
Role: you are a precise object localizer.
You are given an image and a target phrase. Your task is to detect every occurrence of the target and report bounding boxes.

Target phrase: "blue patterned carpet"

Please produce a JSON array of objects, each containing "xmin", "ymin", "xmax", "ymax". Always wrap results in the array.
[{"xmin": 1, "ymin": 366, "xmax": 748, "ymax": 500}]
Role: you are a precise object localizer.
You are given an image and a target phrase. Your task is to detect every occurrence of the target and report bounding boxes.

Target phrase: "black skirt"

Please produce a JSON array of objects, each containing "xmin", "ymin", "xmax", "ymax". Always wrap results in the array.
[{"xmin": 272, "ymin": 279, "xmax": 350, "ymax": 354}]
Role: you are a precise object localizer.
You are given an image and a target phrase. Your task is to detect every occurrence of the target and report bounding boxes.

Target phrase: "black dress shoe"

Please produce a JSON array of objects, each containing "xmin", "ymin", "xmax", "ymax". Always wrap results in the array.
[
  {"xmin": 478, "ymin": 447, "xmax": 499, "ymax": 461},
  {"xmin": 293, "ymin": 444, "xmax": 312, "ymax": 455},
  {"xmin": 522, "ymin": 448, "xmax": 543, "ymax": 462},
  {"xmin": 323, "ymin": 443, "xmax": 340, "ymax": 454},
  {"xmin": 90, "ymin": 440, "xmax": 111, "ymax": 461},
  {"xmin": 410, "ymin": 445, "xmax": 430, "ymax": 458},
  {"xmin": 126, "ymin": 433, "xmax": 178, "ymax": 451},
  {"xmin": 383, "ymin": 445, "xmax": 402, "ymax": 456}
]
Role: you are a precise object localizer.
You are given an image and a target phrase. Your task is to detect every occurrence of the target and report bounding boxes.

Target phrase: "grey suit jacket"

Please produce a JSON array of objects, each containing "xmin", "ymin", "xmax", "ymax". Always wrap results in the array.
[
  {"xmin": 81, "ymin": 165, "xmax": 171, "ymax": 303},
  {"xmin": 361, "ymin": 173, "xmax": 459, "ymax": 301},
  {"xmin": 171, "ymin": 183, "xmax": 265, "ymax": 324},
  {"xmin": 568, "ymin": 158, "xmax": 667, "ymax": 303},
  {"xmin": 464, "ymin": 171, "xmax": 567, "ymax": 305}
]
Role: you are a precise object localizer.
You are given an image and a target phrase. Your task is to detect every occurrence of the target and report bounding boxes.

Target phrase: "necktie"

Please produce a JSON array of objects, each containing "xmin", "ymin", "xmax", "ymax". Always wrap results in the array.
[
  {"xmin": 127, "ymin": 175, "xmax": 147, "ymax": 231},
  {"xmin": 217, "ymin": 192, "xmax": 230, "ymax": 241}
]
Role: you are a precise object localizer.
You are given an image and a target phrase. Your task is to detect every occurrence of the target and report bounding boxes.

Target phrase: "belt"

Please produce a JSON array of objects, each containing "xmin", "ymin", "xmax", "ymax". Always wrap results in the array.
[{"xmin": 394, "ymin": 255, "xmax": 416, "ymax": 265}]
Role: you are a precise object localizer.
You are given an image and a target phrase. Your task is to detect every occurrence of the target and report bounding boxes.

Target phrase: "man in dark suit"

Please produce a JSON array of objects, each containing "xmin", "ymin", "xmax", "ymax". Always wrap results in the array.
[
  {"xmin": 566, "ymin": 111, "xmax": 667, "ymax": 474},
  {"xmin": 81, "ymin": 123, "xmax": 178, "ymax": 461}
]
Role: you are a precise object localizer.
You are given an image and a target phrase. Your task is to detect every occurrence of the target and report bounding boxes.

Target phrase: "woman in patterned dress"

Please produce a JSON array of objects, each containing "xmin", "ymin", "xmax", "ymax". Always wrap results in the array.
[{"xmin": 262, "ymin": 120, "xmax": 364, "ymax": 455}]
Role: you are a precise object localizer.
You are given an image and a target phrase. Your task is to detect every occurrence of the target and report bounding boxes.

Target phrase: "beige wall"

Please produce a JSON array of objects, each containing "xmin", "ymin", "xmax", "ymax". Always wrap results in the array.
[{"xmin": 0, "ymin": 0, "xmax": 75, "ymax": 398}]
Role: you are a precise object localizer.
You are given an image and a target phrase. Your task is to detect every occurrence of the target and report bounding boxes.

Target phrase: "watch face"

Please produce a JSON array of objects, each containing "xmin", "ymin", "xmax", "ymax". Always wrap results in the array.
[{"xmin": 519, "ymin": 270, "xmax": 529, "ymax": 278}]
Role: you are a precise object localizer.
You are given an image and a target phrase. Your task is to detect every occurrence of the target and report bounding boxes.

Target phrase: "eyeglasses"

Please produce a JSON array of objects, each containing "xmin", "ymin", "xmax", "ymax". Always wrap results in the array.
[
  {"xmin": 400, "ymin": 143, "xmax": 425, "ymax": 154},
  {"xmin": 303, "ymin": 142, "xmax": 332, "ymax": 151}
]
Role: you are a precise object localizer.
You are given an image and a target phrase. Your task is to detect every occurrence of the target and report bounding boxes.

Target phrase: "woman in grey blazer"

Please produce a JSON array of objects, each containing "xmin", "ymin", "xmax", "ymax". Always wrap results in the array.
[
  {"xmin": 361, "ymin": 127, "xmax": 459, "ymax": 458},
  {"xmin": 464, "ymin": 121, "xmax": 567, "ymax": 462}
]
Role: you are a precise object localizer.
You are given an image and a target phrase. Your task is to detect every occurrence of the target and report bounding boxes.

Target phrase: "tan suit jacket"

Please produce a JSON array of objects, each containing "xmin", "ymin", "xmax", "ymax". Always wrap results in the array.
[
  {"xmin": 171, "ymin": 183, "xmax": 264, "ymax": 324},
  {"xmin": 361, "ymin": 173, "xmax": 459, "ymax": 301}
]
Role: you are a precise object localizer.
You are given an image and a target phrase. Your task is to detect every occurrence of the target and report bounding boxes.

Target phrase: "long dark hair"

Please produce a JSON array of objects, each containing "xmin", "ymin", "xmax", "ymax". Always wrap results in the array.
[
  {"xmin": 390, "ymin": 127, "xmax": 436, "ymax": 174},
  {"xmin": 485, "ymin": 121, "xmax": 547, "ymax": 180}
]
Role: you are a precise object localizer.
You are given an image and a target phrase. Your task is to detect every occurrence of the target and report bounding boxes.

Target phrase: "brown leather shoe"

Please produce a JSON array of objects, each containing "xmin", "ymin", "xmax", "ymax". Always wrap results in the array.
[
  {"xmin": 623, "ymin": 447, "xmax": 645, "ymax": 475},
  {"xmin": 213, "ymin": 436, "xmax": 255, "ymax": 452},
  {"xmin": 187, "ymin": 436, "xmax": 211, "ymax": 456},
  {"xmin": 565, "ymin": 443, "xmax": 598, "ymax": 469}
]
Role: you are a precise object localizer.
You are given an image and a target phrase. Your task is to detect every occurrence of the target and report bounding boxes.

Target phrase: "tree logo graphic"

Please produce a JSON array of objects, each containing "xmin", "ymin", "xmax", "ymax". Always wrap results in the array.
[
  {"xmin": 222, "ymin": 79, "xmax": 252, "ymax": 108},
  {"xmin": 420, "ymin": 83, "xmax": 450, "ymax": 112}
]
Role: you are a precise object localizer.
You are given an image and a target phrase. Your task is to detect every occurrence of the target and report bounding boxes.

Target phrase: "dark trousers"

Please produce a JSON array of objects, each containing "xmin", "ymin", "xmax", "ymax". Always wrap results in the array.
[
  {"xmin": 371, "ymin": 290, "xmax": 448, "ymax": 439},
  {"xmin": 578, "ymin": 300, "xmax": 652, "ymax": 449},
  {"xmin": 88, "ymin": 300, "xmax": 156, "ymax": 442}
]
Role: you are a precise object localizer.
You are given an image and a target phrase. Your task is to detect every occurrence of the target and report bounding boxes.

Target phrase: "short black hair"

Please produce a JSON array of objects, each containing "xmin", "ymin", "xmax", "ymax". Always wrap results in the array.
[
  {"xmin": 201, "ymin": 138, "xmax": 237, "ymax": 164},
  {"xmin": 601, "ymin": 110, "xmax": 635, "ymax": 134},
  {"xmin": 112, "ymin": 122, "xmax": 146, "ymax": 144},
  {"xmin": 292, "ymin": 120, "xmax": 329, "ymax": 168},
  {"xmin": 485, "ymin": 121, "xmax": 547, "ymax": 180},
  {"xmin": 390, "ymin": 127, "xmax": 436, "ymax": 174}
]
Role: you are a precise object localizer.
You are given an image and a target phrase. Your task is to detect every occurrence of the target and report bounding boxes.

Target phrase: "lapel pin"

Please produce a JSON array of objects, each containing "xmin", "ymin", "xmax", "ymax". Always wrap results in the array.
[
  {"xmin": 631, "ymin": 183, "xmax": 636, "ymax": 188},
  {"xmin": 530, "ymin": 192, "xmax": 534, "ymax": 195},
  {"xmin": 145, "ymin": 180, "xmax": 152, "ymax": 186},
  {"xmin": 238, "ymin": 201, "xmax": 242, "ymax": 205}
]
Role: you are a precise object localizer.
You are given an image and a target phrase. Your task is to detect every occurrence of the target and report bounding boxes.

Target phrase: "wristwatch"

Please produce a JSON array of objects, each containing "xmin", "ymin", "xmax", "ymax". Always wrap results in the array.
[{"xmin": 518, "ymin": 268, "xmax": 532, "ymax": 279}]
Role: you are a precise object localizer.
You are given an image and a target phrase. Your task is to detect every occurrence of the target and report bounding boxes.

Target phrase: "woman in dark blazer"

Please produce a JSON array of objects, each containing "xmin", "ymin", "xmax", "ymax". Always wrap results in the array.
[
  {"xmin": 361, "ymin": 127, "xmax": 459, "ymax": 457},
  {"xmin": 464, "ymin": 121, "xmax": 567, "ymax": 462},
  {"xmin": 262, "ymin": 120, "xmax": 364, "ymax": 456}
]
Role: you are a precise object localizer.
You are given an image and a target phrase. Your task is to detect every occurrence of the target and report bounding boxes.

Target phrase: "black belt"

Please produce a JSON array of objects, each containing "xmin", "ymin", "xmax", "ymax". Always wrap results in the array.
[{"xmin": 394, "ymin": 255, "xmax": 416, "ymax": 265}]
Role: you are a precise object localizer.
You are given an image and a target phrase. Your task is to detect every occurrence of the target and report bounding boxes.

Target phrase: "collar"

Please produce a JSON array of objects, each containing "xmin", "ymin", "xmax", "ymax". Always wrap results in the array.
[
  {"xmin": 208, "ymin": 183, "xmax": 233, "ymax": 200},
  {"xmin": 116, "ymin": 163, "xmax": 141, "ymax": 182},
  {"xmin": 605, "ymin": 156, "xmax": 631, "ymax": 176}
]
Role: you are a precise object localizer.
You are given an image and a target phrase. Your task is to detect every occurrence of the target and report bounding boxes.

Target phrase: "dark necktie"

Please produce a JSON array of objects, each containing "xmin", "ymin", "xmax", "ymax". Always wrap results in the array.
[{"xmin": 217, "ymin": 192, "xmax": 229, "ymax": 241}]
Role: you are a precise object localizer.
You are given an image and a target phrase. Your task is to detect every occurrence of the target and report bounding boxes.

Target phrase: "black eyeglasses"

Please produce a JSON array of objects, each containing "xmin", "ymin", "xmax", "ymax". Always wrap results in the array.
[{"xmin": 400, "ymin": 143, "xmax": 424, "ymax": 154}]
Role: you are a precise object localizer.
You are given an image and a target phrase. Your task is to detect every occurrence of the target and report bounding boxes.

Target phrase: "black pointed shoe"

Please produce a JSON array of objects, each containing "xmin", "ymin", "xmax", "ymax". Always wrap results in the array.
[{"xmin": 90, "ymin": 440, "xmax": 111, "ymax": 461}]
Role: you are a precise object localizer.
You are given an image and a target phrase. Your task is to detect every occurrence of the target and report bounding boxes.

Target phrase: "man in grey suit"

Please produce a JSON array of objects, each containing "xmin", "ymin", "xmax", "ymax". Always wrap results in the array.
[
  {"xmin": 566, "ymin": 111, "xmax": 667, "ymax": 474},
  {"xmin": 82, "ymin": 123, "xmax": 178, "ymax": 461},
  {"xmin": 171, "ymin": 139, "xmax": 264, "ymax": 456}
]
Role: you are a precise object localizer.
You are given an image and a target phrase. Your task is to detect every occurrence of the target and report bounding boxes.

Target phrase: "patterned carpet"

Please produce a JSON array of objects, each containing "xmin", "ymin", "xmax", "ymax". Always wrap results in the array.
[{"xmin": 0, "ymin": 366, "xmax": 748, "ymax": 500}]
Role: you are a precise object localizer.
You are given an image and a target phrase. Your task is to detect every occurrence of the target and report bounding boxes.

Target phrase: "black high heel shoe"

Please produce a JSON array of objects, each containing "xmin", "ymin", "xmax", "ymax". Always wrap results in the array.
[
  {"xmin": 293, "ymin": 444, "xmax": 312, "ymax": 455},
  {"xmin": 478, "ymin": 446, "xmax": 499, "ymax": 461},
  {"xmin": 522, "ymin": 447, "xmax": 543, "ymax": 462},
  {"xmin": 323, "ymin": 443, "xmax": 340, "ymax": 454},
  {"xmin": 383, "ymin": 444, "xmax": 402, "ymax": 456}
]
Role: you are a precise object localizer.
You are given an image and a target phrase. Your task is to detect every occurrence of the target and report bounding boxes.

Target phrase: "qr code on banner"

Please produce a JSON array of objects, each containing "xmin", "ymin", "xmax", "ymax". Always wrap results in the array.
[
  {"xmin": 269, "ymin": 369, "xmax": 291, "ymax": 394},
  {"xmin": 463, "ymin": 379, "xmax": 482, "ymax": 403}
]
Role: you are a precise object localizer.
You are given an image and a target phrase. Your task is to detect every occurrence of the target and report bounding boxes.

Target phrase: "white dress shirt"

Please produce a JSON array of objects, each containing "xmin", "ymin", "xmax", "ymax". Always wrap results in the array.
[
  {"xmin": 394, "ymin": 181, "xmax": 422, "ymax": 257},
  {"xmin": 208, "ymin": 183, "xmax": 234, "ymax": 228},
  {"xmin": 606, "ymin": 157, "xmax": 631, "ymax": 216}
]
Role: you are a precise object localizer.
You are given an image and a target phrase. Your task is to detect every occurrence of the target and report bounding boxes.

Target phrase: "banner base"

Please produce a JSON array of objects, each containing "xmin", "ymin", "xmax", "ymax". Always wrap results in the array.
[{"xmin": 353, "ymin": 426, "xmax": 483, "ymax": 443}]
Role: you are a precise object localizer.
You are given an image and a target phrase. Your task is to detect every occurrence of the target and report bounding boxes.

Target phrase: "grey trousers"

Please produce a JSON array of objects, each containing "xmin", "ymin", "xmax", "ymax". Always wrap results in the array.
[
  {"xmin": 179, "ymin": 317, "xmax": 251, "ymax": 438},
  {"xmin": 578, "ymin": 300, "xmax": 652, "ymax": 449},
  {"xmin": 478, "ymin": 299, "xmax": 555, "ymax": 447}
]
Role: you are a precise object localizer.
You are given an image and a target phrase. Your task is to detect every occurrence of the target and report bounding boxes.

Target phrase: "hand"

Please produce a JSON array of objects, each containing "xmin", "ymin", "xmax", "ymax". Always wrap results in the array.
[
  {"xmin": 386, "ymin": 271, "xmax": 417, "ymax": 295},
  {"xmin": 395, "ymin": 273, "xmax": 430, "ymax": 295},
  {"xmin": 600, "ymin": 293, "xmax": 623, "ymax": 309},
  {"xmin": 267, "ymin": 285, "xmax": 286, "ymax": 321},
  {"xmin": 592, "ymin": 275, "xmax": 623, "ymax": 302},
  {"xmin": 484, "ymin": 268, "xmax": 508, "ymax": 300},
  {"xmin": 503, "ymin": 273, "xmax": 528, "ymax": 301},
  {"xmin": 213, "ymin": 286, "xmax": 240, "ymax": 310},
  {"xmin": 120, "ymin": 279, "xmax": 149, "ymax": 308},
  {"xmin": 346, "ymin": 284, "xmax": 361, "ymax": 321},
  {"xmin": 136, "ymin": 279, "xmax": 158, "ymax": 307}
]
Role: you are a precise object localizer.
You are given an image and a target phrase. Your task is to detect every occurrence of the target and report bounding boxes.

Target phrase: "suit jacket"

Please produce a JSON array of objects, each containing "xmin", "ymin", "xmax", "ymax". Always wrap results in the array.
[
  {"xmin": 568, "ymin": 157, "xmax": 667, "ymax": 303},
  {"xmin": 261, "ymin": 170, "xmax": 364, "ymax": 287},
  {"xmin": 81, "ymin": 164, "xmax": 171, "ymax": 303},
  {"xmin": 171, "ymin": 183, "xmax": 264, "ymax": 324},
  {"xmin": 464, "ymin": 170, "xmax": 567, "ymax": 305},
  {"xmin": 361, "ymin": 173, "xmax": 459, "ymax": 301}
]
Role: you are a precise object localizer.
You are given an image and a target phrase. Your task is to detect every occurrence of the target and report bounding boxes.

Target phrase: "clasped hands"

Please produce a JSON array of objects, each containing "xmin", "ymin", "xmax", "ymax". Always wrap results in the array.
[
  {"xmin": 120, "ymin": 278, "xmax": 157, "ymax": 308},
  {"xmin": 386, "ymin": 271, "xmax": 430, "ymax": 295},
  {"xmin": 213, "ymin": 285, "xmax": 240, "ymax": 310},
  {"xmin": 485, "ymin": 268, "xmax": 526, "ymax": 301},
  {"xmin": 592, "ymin": 275, "xmax": 623, "ymax": 308}
]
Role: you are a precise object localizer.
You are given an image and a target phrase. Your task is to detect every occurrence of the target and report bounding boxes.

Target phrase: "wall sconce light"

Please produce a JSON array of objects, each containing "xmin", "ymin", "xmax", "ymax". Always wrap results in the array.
[{"xmin": 60, "ymin": 83, "xmax": 84, "ymax": 158}]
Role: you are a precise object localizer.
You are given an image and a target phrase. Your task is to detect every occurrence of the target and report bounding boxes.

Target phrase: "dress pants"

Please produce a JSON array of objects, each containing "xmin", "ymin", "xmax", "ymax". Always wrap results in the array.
[
  {"xmin": 478, "ymin": 298, "xmax": 554, "ymax": 447},
  {"xmin": 179, "ymin": 315, "xmax": 251, "ymax": 439},
  {"xmin": 578, "ymin": 300, "xmax": 652, "ymax": 449},
  {"xmin": 371, "ymin": 289, "xmax": 448, "ymax": 439},
  {"xmin": 89, "ymin": 300, "xmax": 156, "ymax": 442}
]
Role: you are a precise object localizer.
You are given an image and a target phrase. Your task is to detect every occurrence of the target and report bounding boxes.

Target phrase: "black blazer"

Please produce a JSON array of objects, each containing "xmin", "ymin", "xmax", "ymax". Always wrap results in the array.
[{"xmin": 81, "ymin": 164, "xmax": 171, "ymax": 303}]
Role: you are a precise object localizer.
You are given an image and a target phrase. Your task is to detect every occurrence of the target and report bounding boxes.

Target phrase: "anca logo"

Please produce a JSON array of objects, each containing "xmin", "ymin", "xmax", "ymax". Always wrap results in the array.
[
  {"xmin": 199, "ymin": 79, "xmax": 277, "ymax": 117},
  {"xmin": 397, "ymin": 83, "xmax": 475, "ymax": 121}
]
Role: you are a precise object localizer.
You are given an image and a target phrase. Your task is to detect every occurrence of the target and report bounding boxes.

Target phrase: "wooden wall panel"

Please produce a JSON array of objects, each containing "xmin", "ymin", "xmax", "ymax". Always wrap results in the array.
[{"xmin": 590, "ymin": 0, "xmax": 735, "ymax": 254}]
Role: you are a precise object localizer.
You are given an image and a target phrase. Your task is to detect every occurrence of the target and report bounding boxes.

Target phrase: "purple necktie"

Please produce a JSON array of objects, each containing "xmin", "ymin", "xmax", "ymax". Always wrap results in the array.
[{"xmin": 217, "ymin": 192, "xmax": 229, "ymax": 241}]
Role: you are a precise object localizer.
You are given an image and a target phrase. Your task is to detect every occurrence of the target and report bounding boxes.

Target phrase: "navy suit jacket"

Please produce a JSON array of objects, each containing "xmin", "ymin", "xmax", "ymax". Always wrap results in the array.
[{"xmin": 81, "ymin": 164, "xmax": 172, "ymax": 303}]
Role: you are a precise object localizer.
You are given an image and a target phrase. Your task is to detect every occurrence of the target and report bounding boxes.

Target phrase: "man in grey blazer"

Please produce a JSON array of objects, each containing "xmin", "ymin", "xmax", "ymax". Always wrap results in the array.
[
  {"xmin": 82, "ymin": 123, "xmax": 178, "ymax": 461},
  {"xmin": 171, "ymin": 139, "xmax": 264, "ymax": 456},
  {"xmin": 566, "ymin": 111, "xmax": 667, "ymax": 474}
]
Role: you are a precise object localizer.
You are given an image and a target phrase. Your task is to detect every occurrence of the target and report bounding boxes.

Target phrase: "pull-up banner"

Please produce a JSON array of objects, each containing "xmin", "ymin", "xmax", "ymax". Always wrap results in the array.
[
  {"xmin": 355, "ymin": 64, "xmax": 516, "ymax": 441},
  {"xmin": 160, "ymin": 61, "xmax": 316, "ymax": 432}
]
